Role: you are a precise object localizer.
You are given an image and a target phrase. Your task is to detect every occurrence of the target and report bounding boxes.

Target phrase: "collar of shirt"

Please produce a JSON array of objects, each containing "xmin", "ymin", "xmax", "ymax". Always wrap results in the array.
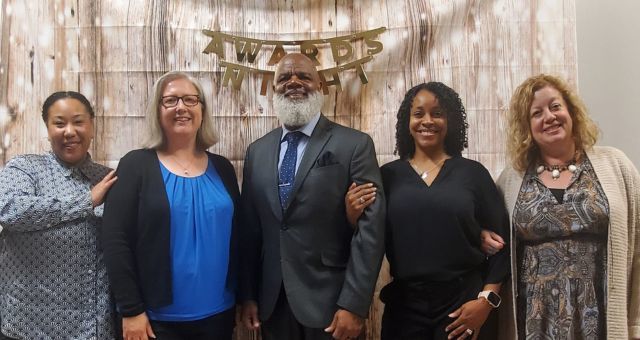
[
  {"xmin": 280, "ymin": 112, "xmax": 321, "ymax": 142},
  {"xmin": 47, "ymin": 151, "xmax": 104, "ymax": 182}
]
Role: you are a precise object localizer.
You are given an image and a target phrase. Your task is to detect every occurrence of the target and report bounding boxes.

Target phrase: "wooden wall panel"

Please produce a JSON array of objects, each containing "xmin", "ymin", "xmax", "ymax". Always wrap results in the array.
[{"xmin": 0, "ymin": 1, "xmax": 578, "ymax": 339}]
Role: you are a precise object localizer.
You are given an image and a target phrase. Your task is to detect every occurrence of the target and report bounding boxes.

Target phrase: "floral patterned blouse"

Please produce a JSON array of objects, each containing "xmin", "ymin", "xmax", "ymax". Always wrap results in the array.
[
  {"xmin": 513, "ymin": 155, "xmax": 609, "ymax": 340},
  {"xmin": 0, "ymin": 152, "xmax": 114, "ymax": 340}
]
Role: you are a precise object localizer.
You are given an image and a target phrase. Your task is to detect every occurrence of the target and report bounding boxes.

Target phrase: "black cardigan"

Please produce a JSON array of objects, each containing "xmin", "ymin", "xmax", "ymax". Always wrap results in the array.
[{"xmin": 102, "ymin": 149, "xmax": 240, "ymax": 317}]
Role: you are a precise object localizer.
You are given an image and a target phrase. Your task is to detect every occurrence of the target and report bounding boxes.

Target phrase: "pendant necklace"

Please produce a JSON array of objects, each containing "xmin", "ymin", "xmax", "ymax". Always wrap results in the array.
[
  {"xmin": 410, "ymin": 158, "xmax": 446, "ymax": 180},
  {"xmin": 171, "ymin": 154, "xmax": 195, "ymax": 175}
]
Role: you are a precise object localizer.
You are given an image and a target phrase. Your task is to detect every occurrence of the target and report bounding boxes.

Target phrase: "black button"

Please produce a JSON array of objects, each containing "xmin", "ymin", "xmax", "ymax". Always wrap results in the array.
[{"xmin": 281, "ymin": 224, "xmax": 288, "ymax": 230}]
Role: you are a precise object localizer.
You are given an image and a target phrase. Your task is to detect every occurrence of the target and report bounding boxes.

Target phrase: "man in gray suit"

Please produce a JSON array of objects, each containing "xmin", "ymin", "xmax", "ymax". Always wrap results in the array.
[{"xmin": 239, "ymin": 53, "xmax": 386, "ymax": 340}]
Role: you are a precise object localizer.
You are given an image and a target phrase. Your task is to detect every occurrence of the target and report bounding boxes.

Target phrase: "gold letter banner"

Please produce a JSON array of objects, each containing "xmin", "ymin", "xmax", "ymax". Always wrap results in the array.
[
  {"xmin": 203, "ymin": 27, "xmax": 386, "ymax": 95},
  {"xmin": 203, "ymin": 27, "xmax": 385, "ymax": 64},
  {"xmin": 220, "ymin": 56, "xmax": 373, "ymax": 96},
  {"xmin": 219, "ymin": 61, "xmax": 274, "ymax": 96}
]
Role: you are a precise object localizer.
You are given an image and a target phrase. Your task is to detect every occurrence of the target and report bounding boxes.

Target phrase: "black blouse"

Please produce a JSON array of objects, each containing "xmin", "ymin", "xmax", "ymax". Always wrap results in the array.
[{"xmin": 381, "ymin": 157, "xmax": 509, "ymax": 284}]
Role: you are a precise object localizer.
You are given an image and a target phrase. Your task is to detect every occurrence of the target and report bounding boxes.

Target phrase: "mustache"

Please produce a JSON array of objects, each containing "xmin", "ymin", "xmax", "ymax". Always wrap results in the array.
[{"xmin": 284, "ymin": 89, "xmax": 306, "ymax": 96}]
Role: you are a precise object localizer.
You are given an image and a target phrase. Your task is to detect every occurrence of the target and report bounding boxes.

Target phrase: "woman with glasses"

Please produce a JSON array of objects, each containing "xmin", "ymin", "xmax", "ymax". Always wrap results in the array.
[{"xmin": 102, "ymin": 71, "xmax": 239, "ymax": 340}]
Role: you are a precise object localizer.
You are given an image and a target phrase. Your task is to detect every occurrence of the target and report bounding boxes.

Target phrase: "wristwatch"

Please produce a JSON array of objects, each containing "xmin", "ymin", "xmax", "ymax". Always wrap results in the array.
[{"xmin": 477, "ymin": 290, "xmax": 501, "ymax": 308}]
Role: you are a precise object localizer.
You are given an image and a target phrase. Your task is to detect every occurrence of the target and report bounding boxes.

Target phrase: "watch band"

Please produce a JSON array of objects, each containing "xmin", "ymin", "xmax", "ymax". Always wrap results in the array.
[{"xmin": 477, "ymin": 290, "xmax": 501, "ymax": 308}]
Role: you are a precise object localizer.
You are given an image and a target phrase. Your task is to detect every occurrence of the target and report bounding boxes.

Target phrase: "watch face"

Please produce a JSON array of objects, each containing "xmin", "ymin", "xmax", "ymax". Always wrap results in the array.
[{"xmin": 487, "ymin": 292, "xmax": 501, "ymax": 307}]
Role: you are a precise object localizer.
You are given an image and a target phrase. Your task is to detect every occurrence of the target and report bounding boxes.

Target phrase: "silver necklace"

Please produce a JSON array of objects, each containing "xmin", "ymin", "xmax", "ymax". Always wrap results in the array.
[
  {"xmin": 171, "ymin": 154, "xmax": 195, "ymax": 175},
  {"xmin": 410, "ymin": 158, "xmax": 446, "ymax": 180}
]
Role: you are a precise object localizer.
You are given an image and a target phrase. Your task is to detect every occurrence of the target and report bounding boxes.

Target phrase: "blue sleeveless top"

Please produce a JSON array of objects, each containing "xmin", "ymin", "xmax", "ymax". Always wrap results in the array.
[{"xmin": 146, "ymin": 159, "xmax": 234, "ymax": 321}]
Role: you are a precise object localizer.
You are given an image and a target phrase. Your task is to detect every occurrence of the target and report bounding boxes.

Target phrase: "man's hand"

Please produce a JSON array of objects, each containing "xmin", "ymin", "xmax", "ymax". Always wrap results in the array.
[
  {"xmin": 241, "ymin": 300, "xmax": 261, "ymax": 331},
  {"xmin": 122, "ymin": 312, "xmax": 155, "ymax": 340},
  {"xmin": 324, "ymin": 309, "xmax": 364, "ymax": 339}
]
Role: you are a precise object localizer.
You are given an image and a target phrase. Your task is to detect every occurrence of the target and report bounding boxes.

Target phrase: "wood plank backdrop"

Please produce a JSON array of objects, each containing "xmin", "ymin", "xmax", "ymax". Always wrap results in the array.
[{"xmin": 0, "ymin": 0, "xmax": 578, "ymax": 339}]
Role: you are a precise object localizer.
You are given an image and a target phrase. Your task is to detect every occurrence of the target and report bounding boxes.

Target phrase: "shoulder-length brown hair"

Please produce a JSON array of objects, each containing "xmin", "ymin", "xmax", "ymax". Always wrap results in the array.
[
  {"xmin": 507, "ymin": 74, "xmax": 599, "ymax": 171},
  {"xmin": 142, "ymin": 71, "xmax": 218, "ymax": 150}
]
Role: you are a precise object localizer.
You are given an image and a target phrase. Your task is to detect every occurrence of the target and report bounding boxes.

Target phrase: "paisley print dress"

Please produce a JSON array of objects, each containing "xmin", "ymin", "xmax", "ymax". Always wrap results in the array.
[{"xmin": 513, "ymin": 156, "xmax": 608, "ymax": 340}]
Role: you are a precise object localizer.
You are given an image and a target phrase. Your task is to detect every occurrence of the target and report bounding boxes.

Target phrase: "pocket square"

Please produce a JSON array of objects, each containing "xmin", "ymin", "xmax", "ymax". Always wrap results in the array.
[{"xmin": 316, "ymin": 151, "xmax": 338, "ymax": 167}]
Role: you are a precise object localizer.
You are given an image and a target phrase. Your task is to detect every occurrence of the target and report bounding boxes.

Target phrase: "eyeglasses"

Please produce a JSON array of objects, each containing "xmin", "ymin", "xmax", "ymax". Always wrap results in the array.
[{"xmin": 160, "ymin": 95, "xmax": 201, "ymax": 108}]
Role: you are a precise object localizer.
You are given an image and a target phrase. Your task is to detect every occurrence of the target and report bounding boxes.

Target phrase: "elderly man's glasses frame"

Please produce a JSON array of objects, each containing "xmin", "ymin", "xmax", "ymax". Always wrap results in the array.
[{"xmin": 160, "ymin": 95, "xmax": 201, "ymax": 108}]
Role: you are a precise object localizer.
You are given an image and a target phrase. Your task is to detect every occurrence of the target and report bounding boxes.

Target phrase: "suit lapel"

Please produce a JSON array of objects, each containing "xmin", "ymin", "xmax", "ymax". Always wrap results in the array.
[
  {"xmin": 264, "ymin": 128, "xmax": 285, "ymax": 220},
  {"xmin": 283, "ymin": 115, "xmax": 333, "ymax": 211}
]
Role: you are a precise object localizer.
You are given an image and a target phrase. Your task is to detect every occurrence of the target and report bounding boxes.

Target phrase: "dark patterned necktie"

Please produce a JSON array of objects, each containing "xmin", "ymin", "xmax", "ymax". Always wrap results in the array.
[{"xmin": 278, "ymin": 131, "xmax": 304, "ymax": 208}]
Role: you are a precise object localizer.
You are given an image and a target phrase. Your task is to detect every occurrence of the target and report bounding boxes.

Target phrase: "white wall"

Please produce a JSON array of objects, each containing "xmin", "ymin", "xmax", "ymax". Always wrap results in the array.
[{"xmin": 576, "ymin": 0, "xmax": 640, "ymax": 167}]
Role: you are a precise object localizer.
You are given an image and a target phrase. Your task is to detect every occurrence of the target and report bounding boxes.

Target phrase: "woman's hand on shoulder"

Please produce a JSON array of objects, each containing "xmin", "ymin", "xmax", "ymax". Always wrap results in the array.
[
  {"xmin": 122, "ymin": 312, "xmax": 156, "ymax": 340},
  {"xmin": 91, "ymin": 170, "xmax": 117, "ymax": 207},
  {"xmin": 345, "ymin": 182, "xmax": 376, "ymax": 226},
  {"xmin": 480, "ymin": 229, "xmax": 505, "ymax": 256}
]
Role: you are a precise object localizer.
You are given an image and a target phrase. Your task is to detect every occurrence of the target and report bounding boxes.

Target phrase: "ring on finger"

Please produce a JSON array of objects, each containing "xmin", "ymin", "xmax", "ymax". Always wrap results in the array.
[
  {"xmin": 359, "ymin": 197, "xmax": 365, "ymax": 204},
  {"xmin": 466, "ymin": 329, "xmax": 474, "ymax": 336}
]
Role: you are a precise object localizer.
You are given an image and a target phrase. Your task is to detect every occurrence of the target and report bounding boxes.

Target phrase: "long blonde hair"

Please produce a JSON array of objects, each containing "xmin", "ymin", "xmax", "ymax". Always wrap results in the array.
[
  {"xmin": 142, "ymin": 71, "xmax": 218, "ymax": 150},
  {"xmin": 507, "ymin": 74, "xmax": 599, "ymax": 171}
]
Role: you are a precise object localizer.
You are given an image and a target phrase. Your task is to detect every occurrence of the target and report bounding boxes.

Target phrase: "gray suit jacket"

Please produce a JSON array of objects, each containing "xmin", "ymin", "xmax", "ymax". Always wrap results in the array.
[{"xmin": 239, "ymin": 114, "xmax": 386, "ymax": 327}]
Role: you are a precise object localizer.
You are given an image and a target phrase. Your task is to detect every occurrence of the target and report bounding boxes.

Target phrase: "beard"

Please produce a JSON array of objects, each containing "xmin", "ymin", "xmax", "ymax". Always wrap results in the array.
[{"xmin": 273, "ymin": 91, "xmax": 324, "ymax": 129}]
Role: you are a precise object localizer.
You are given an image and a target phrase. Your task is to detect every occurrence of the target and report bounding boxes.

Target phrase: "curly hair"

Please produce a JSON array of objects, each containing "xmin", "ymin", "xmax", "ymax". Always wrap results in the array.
[
  {"xmin": 507, "ymin": 74, "xmax": 599, "ymax": 171},
  {"xmin": 395, "ymin": 82, "xmax": 469, "ymax": 159}
]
